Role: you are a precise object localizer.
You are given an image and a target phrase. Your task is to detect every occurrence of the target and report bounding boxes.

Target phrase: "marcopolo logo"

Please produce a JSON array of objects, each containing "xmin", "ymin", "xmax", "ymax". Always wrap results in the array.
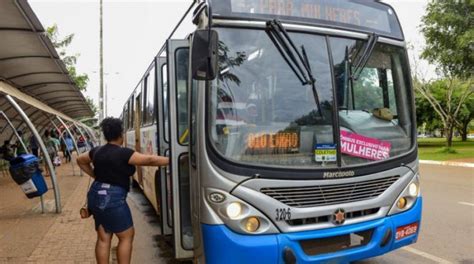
[{"xmin": 323, "ymin": 170, "xmax": 355, "ymax": 178}]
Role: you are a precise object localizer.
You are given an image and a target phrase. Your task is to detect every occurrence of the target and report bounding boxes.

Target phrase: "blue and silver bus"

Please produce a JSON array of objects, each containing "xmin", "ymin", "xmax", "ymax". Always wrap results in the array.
[{"xmin": 123, "ymin": 0, "xmax": 421, "ymax": 263}]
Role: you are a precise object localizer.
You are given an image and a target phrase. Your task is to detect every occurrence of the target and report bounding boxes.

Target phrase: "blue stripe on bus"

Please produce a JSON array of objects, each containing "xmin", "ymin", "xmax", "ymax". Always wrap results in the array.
[{"xmin": 202, "ymin": 197, "xmax": 422, "ymax": 264}]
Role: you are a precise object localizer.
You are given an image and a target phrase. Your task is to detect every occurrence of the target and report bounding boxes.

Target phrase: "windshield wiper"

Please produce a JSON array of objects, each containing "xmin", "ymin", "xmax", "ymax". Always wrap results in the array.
[
  {"xmin": 351, "ymin": 32, "xmax": 379, "ymax": 81},
  {"xmin": 265, "ymin": 19, "xmax": 323, "ymax": 117}
]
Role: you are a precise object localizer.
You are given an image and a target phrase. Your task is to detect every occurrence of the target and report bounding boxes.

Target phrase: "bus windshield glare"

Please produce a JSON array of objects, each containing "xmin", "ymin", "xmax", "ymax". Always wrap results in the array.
[{"xmin": 209, "ymin": 28, "xmax": 413, "ymax": 169}]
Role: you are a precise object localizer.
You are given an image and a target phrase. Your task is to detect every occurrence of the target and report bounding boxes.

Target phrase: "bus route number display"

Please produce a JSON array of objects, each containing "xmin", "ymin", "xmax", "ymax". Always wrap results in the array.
[{"xmin": 247, "ymin": 131, "xmax": 299, "ymax": 154}]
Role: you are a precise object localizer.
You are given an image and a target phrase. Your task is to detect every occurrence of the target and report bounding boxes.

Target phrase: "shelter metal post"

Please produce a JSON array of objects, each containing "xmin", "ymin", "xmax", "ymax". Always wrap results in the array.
[
  {"xmin": 48, "ymin": 117, "xmax": 76, "ymax": 176},
  {"xmin": 5, "ymin": 95, "xmax": 61, "ymax": 213},
  {"xmin": 40, "ymin": 195, "xmax": 45, "ymax": 214},
  {"xmin": 56, "ymin": 116, "xmax": 83, "ymax": 176},
  {"xmin": 0, "ymin": 111, "xmax": 28, "ymax": 153},
  {"xmin": 78, "ymin": 122, "xmax": 97, "ymax": 143},
  {"xmin": 72, "ymin": 123, "xmax": 90, "ymax": 151},
  {"xmin": 83, "ymin": 126, "xmax": 98, "ymax": 147}
]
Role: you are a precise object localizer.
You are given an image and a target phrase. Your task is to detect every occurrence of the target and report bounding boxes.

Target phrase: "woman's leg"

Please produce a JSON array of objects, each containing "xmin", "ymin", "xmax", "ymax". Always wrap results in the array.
[
  {"xmin": 115, "ymin": 226, "xmax": 135, "ymax": 264},
  {"xmin": 96, "ymin": 225, "xmax": 113, "ymax": 264}
]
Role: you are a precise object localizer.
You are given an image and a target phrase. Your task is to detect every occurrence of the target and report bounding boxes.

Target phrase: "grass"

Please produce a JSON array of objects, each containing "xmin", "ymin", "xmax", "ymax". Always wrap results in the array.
[{"xmin": 417, "ymin": 138, "xmax": 474, "ymax": 161}]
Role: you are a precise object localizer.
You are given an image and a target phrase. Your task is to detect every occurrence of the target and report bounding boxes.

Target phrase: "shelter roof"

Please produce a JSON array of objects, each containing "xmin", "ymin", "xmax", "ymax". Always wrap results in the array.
[{"xmin": 0, "ymin": 0, "xmax": 93, "ymax": 118}]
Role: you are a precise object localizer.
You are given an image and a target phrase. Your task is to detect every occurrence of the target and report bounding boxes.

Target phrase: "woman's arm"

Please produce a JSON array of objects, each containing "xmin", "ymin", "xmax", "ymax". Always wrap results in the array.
[
  {"xmin": 76, "ymin": 152, "xmax": 95, "ymax": 178},
  {"xmin": 128, "ymin": 152, "xmax": 169, "ymax": 167}
]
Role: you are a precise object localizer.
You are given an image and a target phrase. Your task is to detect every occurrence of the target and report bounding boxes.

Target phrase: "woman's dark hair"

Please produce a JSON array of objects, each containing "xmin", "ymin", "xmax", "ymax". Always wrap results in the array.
[{"xmin": 100, "ymin": 117, "xmax": 123, "ymax": 142}]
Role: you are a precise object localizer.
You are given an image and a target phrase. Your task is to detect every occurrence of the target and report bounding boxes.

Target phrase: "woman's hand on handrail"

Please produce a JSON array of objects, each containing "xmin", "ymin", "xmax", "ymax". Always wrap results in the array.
[{"xmin": 128, "ymin": 152, "xmax": 169, "ymax": 167}]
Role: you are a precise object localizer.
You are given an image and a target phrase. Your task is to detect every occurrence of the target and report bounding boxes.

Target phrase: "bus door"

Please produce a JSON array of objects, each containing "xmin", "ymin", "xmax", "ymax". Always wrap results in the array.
[
  {"xmin": 134, "ymin": 92, "xmax": 143, "ymax": 187},
  {"xmin": 167, "ymin": 39, "xmax": 193, "ymax": 259},
  {"xmin": 156, "ymin": 56, "xmax": 172, "ymax": 236}
]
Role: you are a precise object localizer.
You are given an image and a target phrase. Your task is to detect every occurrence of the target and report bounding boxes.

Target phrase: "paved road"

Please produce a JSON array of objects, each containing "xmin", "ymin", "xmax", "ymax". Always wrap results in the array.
[
  {"xmin": 359, "ymin": 164, "xmax": 474, "ymax": 264},
  {"xmin": 128, "ymin": 185, "xmax": 192, "ymax": 264},
  {"xmin": 129, "ymin": 163, "xmax": 473, "ymax": 264}
]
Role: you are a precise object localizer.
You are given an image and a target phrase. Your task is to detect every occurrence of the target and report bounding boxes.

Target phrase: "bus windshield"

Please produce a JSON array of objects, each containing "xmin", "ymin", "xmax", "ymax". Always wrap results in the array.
[{"xmin": 208, "ymin": 27, "xmax": 413, "ymax": 170}]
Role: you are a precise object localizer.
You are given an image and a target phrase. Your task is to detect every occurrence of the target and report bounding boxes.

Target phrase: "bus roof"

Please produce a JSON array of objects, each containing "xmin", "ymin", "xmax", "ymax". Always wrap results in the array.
[{"xmin": 209, "ymin": 0, "xmax": 404, "ymax": 40}]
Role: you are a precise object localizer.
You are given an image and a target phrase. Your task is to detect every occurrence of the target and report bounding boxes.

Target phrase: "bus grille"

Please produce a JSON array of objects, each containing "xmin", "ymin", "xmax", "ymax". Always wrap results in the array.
[
  {"xmin": 286, "ymin": 208, "xmax": 380, "ymax": 226},
  {"xmin": 260, "ymin": 176, "xmax": 400, "ymax": 208}
]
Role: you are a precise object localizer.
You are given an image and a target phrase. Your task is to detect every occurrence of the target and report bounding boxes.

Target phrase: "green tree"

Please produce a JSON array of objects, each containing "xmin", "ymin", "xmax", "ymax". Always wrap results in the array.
[
  {"xmin": 415, "ymin": 0, "xmax": 474, "ymax": 148},
  {"xmin": 46, "ymin": 24, "xmax": 96, "ymax": 115},
  {"xmin": 415, "ymin": 89, "xmax": 443, "ymax": 134},
  {"xmin": 415, "ymin": 77, "xmax": 473, "ymax": 147},
  {"xmin": 456, "ymin": 94, "xmax": 474, "ymax": 141},
  {"xmin": 421, "ymin": 0, "xmax": 474, "ymax": 78}
]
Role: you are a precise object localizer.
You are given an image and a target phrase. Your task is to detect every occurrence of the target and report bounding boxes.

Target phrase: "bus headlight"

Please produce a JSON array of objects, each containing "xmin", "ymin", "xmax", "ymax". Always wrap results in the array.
[
  {"xmin": 243, "ymin": 217, "xmax": 260, "ymax": 232},
  {"xmin": 396, "ymin": 197, "xmax": 407, "ymax": 209},
  {"xmin": 408, "ymin": 182, "xmax": 419, "ymax": 197},
  {"xmin": 206, "ymin": 188, "xmax": 279, "ymax": 235},
  {"xmin": 226, "ymin": 202, "xmax": 243, "ymax": 219},
  {"xmin": 389, "ymin": 174, "xmax": 420, "ymax": 215}
]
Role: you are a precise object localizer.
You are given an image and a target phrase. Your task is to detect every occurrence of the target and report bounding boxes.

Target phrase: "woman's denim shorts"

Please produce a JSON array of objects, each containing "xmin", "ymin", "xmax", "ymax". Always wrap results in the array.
[{"xmin": 87, "ymin": 181, "xmax": 133, "ymax": 233}]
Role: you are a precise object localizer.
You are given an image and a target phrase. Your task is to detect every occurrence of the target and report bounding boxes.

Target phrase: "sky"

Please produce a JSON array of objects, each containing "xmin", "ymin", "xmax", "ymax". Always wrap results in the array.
[{"xmin": 28, "ymin": 0, "xmax": 431, "ymax": 118}]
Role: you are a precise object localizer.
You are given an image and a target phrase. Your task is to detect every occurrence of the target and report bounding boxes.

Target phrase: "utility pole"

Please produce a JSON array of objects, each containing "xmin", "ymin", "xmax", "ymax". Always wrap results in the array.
[
  {"xmin": 105, "ymin": 83, "xmax": 108, "ymax": 117},
  {"xmin": 99, "ymin": 0, "xmax": 104, "ymax": 121}
]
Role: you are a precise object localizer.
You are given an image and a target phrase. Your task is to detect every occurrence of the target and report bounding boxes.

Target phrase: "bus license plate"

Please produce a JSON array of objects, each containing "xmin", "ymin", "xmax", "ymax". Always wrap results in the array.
[{"xmin": 395, "ymin": 222, "xmax": 418, "ymax": 240}]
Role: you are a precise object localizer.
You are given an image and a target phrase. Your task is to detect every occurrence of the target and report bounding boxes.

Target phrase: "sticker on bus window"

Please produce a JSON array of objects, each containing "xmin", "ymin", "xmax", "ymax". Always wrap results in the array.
[
  {"xmin": 315, "ymin": 144, "xmax": 337, "ymax": 162},
  {"xmin": 246, "ymin": 131, "xmax": 299, "ymax": 154},
  {"xmin": 340, "ymin": 131, "xmax": 391, "ymax": 161}
]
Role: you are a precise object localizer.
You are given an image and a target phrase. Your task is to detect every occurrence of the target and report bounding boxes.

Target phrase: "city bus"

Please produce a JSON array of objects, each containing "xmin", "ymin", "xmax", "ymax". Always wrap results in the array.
[{"xmin": 122, "ymin": 0, "xmax": 422, "ymax": 262}]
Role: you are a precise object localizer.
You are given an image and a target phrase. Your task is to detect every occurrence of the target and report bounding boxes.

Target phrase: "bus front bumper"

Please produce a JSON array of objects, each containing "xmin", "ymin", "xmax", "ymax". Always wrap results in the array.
[{"xmin": 202, "ymin": 197, "xmax": 422, "ymax": 264}]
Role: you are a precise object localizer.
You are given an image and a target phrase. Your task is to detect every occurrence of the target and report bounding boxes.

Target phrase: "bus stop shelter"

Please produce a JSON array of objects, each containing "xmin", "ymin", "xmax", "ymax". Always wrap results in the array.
[{"xmin": 0, "ymin": 0, "xmax": 95, "ymax": 213}]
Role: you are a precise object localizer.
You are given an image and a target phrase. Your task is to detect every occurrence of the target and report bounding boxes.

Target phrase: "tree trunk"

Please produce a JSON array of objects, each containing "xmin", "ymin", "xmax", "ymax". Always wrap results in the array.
[
  {"xmin": 460, "ymin": 121, "xmax": 469, "ymax": 142},
  {"xmin": 445, "ymin": 124, "xmax": 454, "ymax": 148}
]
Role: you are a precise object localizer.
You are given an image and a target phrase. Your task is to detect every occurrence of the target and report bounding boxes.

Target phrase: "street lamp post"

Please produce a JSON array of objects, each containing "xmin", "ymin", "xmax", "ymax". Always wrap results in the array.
[{"xmin": 99, "ymin": 0, "xmax": 104, "ymax": 121}]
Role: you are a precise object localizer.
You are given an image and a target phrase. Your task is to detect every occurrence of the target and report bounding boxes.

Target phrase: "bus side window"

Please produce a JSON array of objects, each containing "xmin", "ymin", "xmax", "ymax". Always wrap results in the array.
[
  {"xmin": 123, "ymin": 105, "xmax": 128, "ymax": 130},
  {"xmin": 130, "ymin": 98, "xmax": 134, "ymax": 129},
  {"xmin": 147, "ymin": 67, "xmax": 156, "ymax": 124},
  {"xmin": 190, "ymin": 80, "xmax": 198, "ymax": 167},
  {"xmin": 142, "ymin": 75, "xmax": 148, "ymax": 125},
  {"xmin": 162, "ymin": 63, "xmax": 169, "ymax": 142},
  {"xmin": 128, "ymin": 99, "xmax": 132, "ymax": 130},
  {"xmin": 175, "ymin": 48, "xmax": 189, "ymax": 145}
]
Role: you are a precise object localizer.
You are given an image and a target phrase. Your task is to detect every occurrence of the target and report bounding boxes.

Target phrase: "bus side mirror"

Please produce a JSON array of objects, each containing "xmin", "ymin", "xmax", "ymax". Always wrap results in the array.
[{"xmin": 191, "ymin": 29, "xmax": 218, "ymax": 81}]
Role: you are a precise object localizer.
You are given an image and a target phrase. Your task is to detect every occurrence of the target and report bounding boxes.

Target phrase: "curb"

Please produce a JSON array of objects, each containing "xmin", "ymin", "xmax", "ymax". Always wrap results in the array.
[{"xmin": 419, "ymin": 160, "xmax": 474, "ymax": 168}]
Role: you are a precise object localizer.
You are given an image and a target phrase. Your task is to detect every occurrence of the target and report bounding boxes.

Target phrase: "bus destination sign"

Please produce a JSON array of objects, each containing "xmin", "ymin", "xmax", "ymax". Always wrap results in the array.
[
  {"xmin": 246, "ymin": 131, "xmax": 300, "ymax": 154},
  {"xmin": 233, "ymin": 0, "xmax": 366, "ymax": 26},
  {"xmin": 212, "ymin": 0, "xmax": 402, "ymax": 39}
]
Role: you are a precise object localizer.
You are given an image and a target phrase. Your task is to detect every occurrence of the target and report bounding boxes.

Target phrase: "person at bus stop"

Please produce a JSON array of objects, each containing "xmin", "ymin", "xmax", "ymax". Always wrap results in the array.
[
  {"xmin": 29, "ymin": 134, "xmax": 39, "ymax": 157},
  {"xmin": 43, "ymin": 130, "xmax": 60, "ymax": 175},
  {"xmin": 77, "ymin": 117, "xmax": 169, "ymax": 264},
  {"xmin": 15, "ymin": 130, "xmax": 28, "ymax": 156},
  {"xmin": 0, "ymin": 140, "xmax": 15, "ymax": 161},
  {"xmin": 64, "ymin": 134, "xmax": 74, "ymax": 163}
]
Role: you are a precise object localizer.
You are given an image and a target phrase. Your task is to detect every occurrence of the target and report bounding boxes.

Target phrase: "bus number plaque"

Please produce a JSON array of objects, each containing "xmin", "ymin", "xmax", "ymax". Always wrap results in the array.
[{"xmin": 275, "ymin": 208, "xmax": 291, "ymax": 221}]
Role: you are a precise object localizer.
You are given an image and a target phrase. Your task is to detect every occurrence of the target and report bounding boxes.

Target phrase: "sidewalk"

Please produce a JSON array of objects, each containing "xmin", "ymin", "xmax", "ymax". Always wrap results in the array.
[
  {"xmin": 0, "ymin": 157, "xmax": 167, "ymax": 264},
  {"xmin": 25, "ymin": 170, "xmax": 96, "ymax": 263},
  {"xmin": 420, "ymin": 159, "xmax": 474, "ymax": 168}
]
